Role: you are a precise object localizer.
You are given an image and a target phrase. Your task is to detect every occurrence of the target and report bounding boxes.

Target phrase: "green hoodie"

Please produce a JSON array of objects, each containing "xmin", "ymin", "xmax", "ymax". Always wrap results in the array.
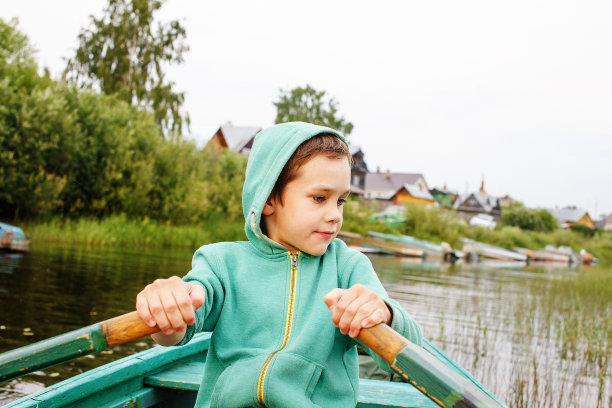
[{"xmin": 179, "ymin": 122, "xmax": 423, "ymax": 407}]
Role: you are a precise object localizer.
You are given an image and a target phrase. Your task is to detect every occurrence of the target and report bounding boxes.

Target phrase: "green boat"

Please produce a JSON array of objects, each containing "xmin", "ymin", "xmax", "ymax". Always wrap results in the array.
[{"xmin": 0, "ymin": 312, "xmax": 506, "ymax": 408}]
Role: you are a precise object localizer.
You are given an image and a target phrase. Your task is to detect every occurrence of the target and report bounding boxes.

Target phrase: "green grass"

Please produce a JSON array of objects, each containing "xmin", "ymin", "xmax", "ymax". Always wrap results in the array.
[{"xmin": 23, "ymin": 214, "xmax": 245, "ymax": 248}]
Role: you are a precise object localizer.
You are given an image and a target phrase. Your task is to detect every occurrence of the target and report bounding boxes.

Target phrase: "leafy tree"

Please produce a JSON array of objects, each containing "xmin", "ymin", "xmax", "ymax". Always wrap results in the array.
[
  {"xmin": 0, "ymin": 18, "xmax": 68, "ymax": 218},
  {"xmin": 1, "ymin": 18, "xmax": 247, "ymax": 223},
  {"xmin": 64, "ymin": 0, "xmax": 189, "ymax": 135},
  {"xmin": 273, "ymin": 85, "xmax": 354, "ymax": 135}
]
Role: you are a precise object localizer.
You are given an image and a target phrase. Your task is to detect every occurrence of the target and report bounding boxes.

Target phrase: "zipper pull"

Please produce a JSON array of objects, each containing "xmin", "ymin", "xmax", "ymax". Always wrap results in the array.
[{"xmin": 291, "ymin": 252, "xmax": 298, "ymax": 268}]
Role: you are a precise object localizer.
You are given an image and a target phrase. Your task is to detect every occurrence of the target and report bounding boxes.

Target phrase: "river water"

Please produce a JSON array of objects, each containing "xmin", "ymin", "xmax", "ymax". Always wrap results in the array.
[{"xmin": 0, "ymin": 243, "xmax": 609, "ymax": 406}]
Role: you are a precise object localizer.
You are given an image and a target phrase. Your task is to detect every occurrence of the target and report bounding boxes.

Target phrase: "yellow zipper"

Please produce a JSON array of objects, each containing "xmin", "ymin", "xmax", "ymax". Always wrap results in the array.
[{"xmin": 257, "ymin": 251, "xmax": 299, "ymax": 406}]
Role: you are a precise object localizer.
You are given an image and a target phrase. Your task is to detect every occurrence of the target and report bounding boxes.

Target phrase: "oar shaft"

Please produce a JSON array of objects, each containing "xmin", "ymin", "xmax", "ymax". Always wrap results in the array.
[
  {"xmin": 0, "ymin": 312, "xmax": 159, "ymax": 383},
  {"xmin": 358, "ymin": 324, "xmax": 504, "ymax": 408}
]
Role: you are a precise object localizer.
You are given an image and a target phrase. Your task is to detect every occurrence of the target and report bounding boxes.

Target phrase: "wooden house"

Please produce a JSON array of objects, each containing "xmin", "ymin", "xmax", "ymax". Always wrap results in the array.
[
  {"xmin": 205, "ymin": 123, "xmax": 261, "ymax": 155},
  {"xmin": 349, "ymin": 145, "xmax": 369, "ymax": 195},
  {"xmin": 430, "ymin": 187, "xmax": 458, "ymax": 209},
  {"xmin": 498, "ymin": 194, "xmax": 520, "ymax": 207},
  {"xmin": 390, "ymin": 184, "xmax": 436, "ymax": 206},
  {"xmin": 552, "ymin": 208, "xmax": 595, "ymax": 229},
  {"xmin": 455, "ymin": 181, "xmax": 501, "ymax": 220},
  {"xmin": 595, "ymin": 214, "xmax": 612, "ymax": 230},
  {"xmin": 363, "ymin": 171, "xmax": 430, "ymax": 200}
]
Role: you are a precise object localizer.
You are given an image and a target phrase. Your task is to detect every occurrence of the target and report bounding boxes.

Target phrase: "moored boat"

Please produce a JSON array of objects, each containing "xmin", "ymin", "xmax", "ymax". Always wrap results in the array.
[
  {"xmin": 462, "ymin": 238, "xmax": 528, "ymax": 262},
  {"xmin": 338, "ymin": 231, "xmax": 423, "ymax": 258},
  {"xmin": 0, "ymin": 312, "xmax": 506, "ymax": 408},
  {"xmin": 514, "ymin": 246, "xmax": 572, "ymax": 263},
  {"xmin": 367, "ymin": 231, "xmax": 461, "ymax": 261},
  {"xmin": 0, "ymin": 223, "xmax": 30, "ymax": 253}
]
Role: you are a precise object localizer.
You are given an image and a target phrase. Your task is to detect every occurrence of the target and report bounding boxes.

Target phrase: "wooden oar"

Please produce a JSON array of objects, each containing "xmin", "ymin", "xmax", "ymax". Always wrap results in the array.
[
  {"xmin": 359, "ymin": 324, "xmax": 505, "ymax": 408},
  {"xmin": 0, "ymin": 312, "xmax": 155, "ymax": 383},
  {"xmin": 0, "ymin": 312, "xmax": 504, "ymax": 408}
]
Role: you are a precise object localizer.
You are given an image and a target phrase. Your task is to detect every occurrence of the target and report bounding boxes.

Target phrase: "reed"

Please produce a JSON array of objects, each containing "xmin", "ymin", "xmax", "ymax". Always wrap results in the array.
[{"xmin": 23, "ymin": 215, "xmax": 245, "ymax": 248}]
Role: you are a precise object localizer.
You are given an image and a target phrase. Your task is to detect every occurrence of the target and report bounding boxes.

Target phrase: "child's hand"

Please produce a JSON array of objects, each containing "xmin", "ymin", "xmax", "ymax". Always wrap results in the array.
[
  {"xmin": 323, "ymin": 284, "xmax": 392, "ymax": 338},
  {"xmin": 136, "ymin": 276, "xmax": 205, "ymax": 336}
]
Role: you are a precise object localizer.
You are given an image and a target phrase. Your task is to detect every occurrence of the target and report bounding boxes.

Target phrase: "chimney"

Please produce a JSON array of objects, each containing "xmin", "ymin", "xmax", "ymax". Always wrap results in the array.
[
  {"xmin": 385, "ymin": 169, "xmax": 390, "ymax": 180},
  {"xmin": 479, "ymin": 180, "xmax": 485, "ymax": 193},
  {"xmin": 376, "ymin": 166, "xmax": 380, "ymax": 173}
]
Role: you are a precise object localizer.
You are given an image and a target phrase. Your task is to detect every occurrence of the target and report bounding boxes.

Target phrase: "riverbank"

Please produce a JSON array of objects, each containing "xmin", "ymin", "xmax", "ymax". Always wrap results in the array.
[
  {"xmin": 18, "ymin": 203, "xmax": 612, "ymax": 264},
  {"xmin": 344, "ymin": 201, "xmax": 612, "ymax": 264}
]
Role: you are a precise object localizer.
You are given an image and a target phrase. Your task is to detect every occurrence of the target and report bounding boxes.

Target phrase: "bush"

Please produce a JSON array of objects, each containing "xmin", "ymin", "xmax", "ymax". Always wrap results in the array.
[
  {"xmin": 341, "ymin": 198, "xmax": 398, "ymax": 236},
  {"xmin": 570, "ymin": 223, "xmax": 595, "ymax": 238},
  {"xmin": 501, "ymin": 203, "xmax": 557, "ymax": 232},
  {"xmin": 399, "ymin": 203, "xmax": 466, "ymax": 247}
]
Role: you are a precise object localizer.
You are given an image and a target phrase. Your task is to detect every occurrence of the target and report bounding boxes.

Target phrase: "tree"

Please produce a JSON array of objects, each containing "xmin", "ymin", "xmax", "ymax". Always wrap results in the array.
[
  {"xmin": 273, "ymin": 85, "xmax": 354, "ymax": 135},
  {"xmin": 0, "ymin": 18, "xmax": 68, "ymax": 219},
  {"xmin": 64, "ymin": 0, "xmax": 189, "ymax": 135}
]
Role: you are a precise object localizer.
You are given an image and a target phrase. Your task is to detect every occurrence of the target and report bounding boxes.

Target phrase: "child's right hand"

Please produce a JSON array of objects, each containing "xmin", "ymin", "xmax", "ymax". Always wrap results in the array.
[{"xmin": 136, "ymin": 276, "xmax": 205, "ymax": 337}]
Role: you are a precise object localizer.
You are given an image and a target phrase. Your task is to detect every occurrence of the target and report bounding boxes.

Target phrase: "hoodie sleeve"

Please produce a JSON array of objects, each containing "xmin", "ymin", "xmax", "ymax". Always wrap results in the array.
[
  {"xmin": 176, "ymin": 245, "xmax": 225, "ymax": 346},
  {"xmin": 339, "ymin": 250, "xmax": 423, "ymax": 371}
]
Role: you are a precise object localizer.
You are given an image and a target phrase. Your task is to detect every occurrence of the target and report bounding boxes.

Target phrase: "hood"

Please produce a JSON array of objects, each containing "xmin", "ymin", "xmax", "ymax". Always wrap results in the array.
[{"xmin": 242, "ymin": 122, "xmax": 348, "ymax": 256}]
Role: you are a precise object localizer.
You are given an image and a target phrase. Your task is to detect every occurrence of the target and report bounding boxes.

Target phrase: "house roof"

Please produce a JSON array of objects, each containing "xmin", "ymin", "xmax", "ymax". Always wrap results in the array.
[
  {"xmin": 398, "ymin": 184, "xmax": 434, "ymax": 201},
  {"xmin": 364, "ymin": 172, "xmax": 424, "ymax": 193},
  {"xmin": 219, "ymin": 125, "xmax": 261, "ymax": 152},
  {"xmin": 552, "ymin": 208, "xmax": 590, "ymax": 223},
  {"xmin": 430, "ymin": 187, "xmax": 458, "ymax": 196},
  {"xmin": 455, "ymin": 192, "xmax": 499, "ymax": 213},
  {"xmin": 595, "ymin": 214, "xmax": 612, "ymax": 229}
]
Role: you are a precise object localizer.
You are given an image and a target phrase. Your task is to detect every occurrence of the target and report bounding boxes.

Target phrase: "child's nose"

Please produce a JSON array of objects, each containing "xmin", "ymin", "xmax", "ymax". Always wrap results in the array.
[{"xmin": 325, "ymin": 203, "xmax": 342, "ymax": 223}]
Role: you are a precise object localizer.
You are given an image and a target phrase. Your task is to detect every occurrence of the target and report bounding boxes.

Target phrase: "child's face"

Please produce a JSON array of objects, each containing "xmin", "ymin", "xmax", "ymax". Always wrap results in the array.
[{"xmin": 263, "ymin": 154, "xmax": 351, "ymax": 256}]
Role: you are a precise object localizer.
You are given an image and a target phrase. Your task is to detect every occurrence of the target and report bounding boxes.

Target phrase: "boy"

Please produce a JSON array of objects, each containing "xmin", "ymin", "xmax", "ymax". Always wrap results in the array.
[{"xmin": 136, "ymin": 122, "xmax": 423, "ymax": 407}]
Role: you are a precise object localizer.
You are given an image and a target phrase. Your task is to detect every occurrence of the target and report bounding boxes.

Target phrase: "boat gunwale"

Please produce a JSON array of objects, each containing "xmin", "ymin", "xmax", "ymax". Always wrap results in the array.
[{"xmin": 3, "ymin": 333, "xmax": 211, "ymax": 407}]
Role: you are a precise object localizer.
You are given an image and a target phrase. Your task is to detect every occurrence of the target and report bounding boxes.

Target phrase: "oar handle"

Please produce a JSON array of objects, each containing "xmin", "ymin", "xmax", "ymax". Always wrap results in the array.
[
  {"xmin": 102, "ymin": 311, "xmax": 160, "ymax": 347},
  {"xmin": 357, "ymin": 323, "xmax": 408, "ymax": 363}
]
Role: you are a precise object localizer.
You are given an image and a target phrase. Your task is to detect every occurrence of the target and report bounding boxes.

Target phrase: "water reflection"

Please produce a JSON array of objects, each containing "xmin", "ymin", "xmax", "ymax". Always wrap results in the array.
[
  {"xmin": 370, "ymin": 255, "xmax": 608, "ymax": 408},
  {"xmin": 0, "ymin": 253, "xmax": 24, "ymax": 276},
  {"xmin": 0, "ymin": 243, "xmax": 196, "ymax": 404}
]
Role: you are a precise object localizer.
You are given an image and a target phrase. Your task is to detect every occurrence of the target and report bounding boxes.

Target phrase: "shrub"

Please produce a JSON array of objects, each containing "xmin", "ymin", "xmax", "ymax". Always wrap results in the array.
[
  {"xmin": 570, "ymin": 224, "xmax": 595, "ymax": 238},
  {"xmin": 399, "ymin": 203, "xmax": 466, "ymax": 247},
  {"xmin": 501, "ymin": 203, "xmax": 557, "ymax": 232}
]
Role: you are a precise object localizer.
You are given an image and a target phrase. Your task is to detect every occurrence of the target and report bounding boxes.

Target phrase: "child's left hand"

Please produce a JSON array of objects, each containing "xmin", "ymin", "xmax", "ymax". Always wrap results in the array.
[{"xmin": 323, "ymin": 284, "xmax": 392, "ymax": 338}]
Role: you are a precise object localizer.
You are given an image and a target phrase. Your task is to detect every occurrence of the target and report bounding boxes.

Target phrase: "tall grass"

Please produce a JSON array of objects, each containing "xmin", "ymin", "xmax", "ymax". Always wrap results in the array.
[{"xmin": 24, "ymin": 214, "xmax": 245, "ymax": 248}]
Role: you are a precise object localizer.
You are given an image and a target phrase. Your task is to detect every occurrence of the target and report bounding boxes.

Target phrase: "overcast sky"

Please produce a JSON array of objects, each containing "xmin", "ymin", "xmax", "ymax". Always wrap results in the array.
[{"xmin": 4, "ymin": 0, "xmax": 611, "ymax": 217}]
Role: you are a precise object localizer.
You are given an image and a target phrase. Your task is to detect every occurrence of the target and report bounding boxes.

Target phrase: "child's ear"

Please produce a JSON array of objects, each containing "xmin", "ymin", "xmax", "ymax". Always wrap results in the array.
[{"xmin": 262, "ymin": 196, "xmax": 275, "ymax": 215}]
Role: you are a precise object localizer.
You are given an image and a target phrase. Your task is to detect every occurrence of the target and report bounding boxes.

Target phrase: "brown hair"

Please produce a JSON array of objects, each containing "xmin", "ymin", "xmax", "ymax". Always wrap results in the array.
[{"xmin": 270, "ymin": 133, "xmax": 351, "ymax": 205}]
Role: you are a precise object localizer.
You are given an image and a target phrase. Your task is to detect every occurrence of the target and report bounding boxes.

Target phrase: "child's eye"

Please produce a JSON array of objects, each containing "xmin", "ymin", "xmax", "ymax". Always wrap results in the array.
[
  {"xmin": 337, "ymin": 198, "xmax": 346, "ymax": 206},
  {"xmin": 313, "ymin": 196, "xmax": 325, "ymax": 203}
]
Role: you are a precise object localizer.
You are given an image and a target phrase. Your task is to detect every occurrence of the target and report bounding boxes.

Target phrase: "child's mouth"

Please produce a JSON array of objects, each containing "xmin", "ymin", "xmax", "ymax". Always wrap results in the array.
[{"xmin": 315, "ymin": 231, "xmax": 334, "ymax": 239}]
